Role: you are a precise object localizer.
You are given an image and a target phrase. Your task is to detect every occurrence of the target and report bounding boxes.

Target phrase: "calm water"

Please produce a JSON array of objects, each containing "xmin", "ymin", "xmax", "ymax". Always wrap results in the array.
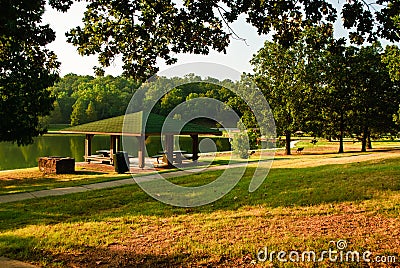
[{"xmin": 0, "ymin": 134, "xmax": 230, "ymax": 171}]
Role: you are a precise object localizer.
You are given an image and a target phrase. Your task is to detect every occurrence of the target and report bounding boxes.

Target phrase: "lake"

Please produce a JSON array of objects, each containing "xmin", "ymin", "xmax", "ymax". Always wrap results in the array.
[{"xmin": 0, "ymin": 134, "xmax": 231, "ymax": 171}]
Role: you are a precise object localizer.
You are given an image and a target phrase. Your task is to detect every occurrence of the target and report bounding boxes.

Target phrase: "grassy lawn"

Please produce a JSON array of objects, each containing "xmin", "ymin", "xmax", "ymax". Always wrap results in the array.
[{"xmin": 0, "ymin": 150, "xmax": 399, "ymax": 267}]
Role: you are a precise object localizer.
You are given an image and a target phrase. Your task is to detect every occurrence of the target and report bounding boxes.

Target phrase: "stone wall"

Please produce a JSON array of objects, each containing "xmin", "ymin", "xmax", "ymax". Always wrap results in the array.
[{"xmin": 38, "ymin": 157, "xmax": 75, "ymax": 174}]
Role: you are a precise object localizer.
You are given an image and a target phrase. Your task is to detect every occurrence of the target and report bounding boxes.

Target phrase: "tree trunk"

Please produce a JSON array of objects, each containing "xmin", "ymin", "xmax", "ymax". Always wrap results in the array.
[
  {"xmin": 338, "ymin": 113, "xmax": 344, "ymax": 153},
  {"xmin": 367, "ymin": 132, "xmax": 372, "ymax": 149},
  {"xmin": 361, "ymin": 127, "xmax": 368, "ymax": 152},
  {"xmin": 339, "ymin": 132, "xmax": 344, "ymax": 153},
  {"xmin": 285, "ymin": 131, "xmax": 291, "ymax": 155},
  {"xmin": 361, "ymin": 137, "xmax": 367, "ymax": 152}
]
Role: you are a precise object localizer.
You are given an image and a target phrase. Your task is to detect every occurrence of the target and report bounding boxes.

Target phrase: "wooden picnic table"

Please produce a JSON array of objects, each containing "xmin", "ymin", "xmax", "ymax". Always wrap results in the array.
[
  {"xmin": 96, "ymin": 150, "xmax": 111, "ymax": 157},
  {"xmin": 85, "ymin": 149, "xmax": 112, "ymax": 164},
  {"xmin": 154, "ymin": 150, "xmax": 188, "ymax": 165}
]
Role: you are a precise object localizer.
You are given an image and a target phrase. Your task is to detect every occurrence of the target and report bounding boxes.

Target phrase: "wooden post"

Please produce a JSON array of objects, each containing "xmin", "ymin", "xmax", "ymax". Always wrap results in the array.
[
  {"xmin": 191, "ymin": 134, "xmax": 199, "ymax": 162},
  {"xmin": 137, "ymin": 135, "xmax": 145, "ymax": 168},
  {"xmin": 110, "ymin": 136, "xmax": 115, "ymax": 154},
  {"xmin": 110, "ymin": 135, "xmax": 117, "ymax": 164},
  {"xmin": 115, "ymin": 135, "xmax": 121, "ymax": 152},
  {"xmin": 85, "ymin": 134, "xmax": 94, "ymax": 162},
  {"xmin": 165, "ymin": 134, "xmax": 174, "ymax": 167}
]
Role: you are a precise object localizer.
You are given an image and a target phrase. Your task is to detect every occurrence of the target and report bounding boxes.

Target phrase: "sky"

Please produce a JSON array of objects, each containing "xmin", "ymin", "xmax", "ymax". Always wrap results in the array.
[{"xmin": 42, "ymin": 1, "xmax": 352, "ymax": 79}]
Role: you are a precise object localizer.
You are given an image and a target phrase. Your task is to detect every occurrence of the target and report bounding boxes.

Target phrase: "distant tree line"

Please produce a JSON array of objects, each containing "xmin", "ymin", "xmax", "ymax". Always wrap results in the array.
[
  {"xmin": 45, "ymin": 74, "xmax": 140, "ymax": 125},
  {"xmin": 46, "ymin": 73, "xmax": 262, "ymax": 129}
]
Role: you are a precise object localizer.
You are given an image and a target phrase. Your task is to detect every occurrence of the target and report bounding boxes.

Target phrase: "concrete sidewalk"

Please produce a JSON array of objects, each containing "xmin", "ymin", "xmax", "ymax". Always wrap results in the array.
[
  {"xmin": 0, "ymin": 257, "xmax": 38, "ymax": 268},
  {"xmin": 0, "ymin": 162, "xmax": 253, "ymax": 204}
]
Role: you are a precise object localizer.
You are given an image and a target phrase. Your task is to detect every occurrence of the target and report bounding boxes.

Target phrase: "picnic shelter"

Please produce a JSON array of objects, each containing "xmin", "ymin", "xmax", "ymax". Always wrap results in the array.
[{"xmin": 59, "ymin": 111, "xmax": 221, "ymax": 168}]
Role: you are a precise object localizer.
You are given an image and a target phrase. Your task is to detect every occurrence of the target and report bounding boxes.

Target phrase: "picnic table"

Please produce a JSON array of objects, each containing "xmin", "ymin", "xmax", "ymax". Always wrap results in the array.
[
  {"xmin": 152, "ymin": 150, "xmax": 193, "ymax": 165},
  {"xmin": 85, "ymin": 149, "xmax": 112, "ymax": 164},
  {"xmin": 96, "ymin": 150, "xmax": 110, "ymax": 157}
]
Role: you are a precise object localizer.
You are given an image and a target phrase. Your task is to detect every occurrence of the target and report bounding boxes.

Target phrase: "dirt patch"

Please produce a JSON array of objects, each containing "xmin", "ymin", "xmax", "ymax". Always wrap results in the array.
[{"xmin": 40, "ymin": 207, "xmax": 400, "ymax": 267}]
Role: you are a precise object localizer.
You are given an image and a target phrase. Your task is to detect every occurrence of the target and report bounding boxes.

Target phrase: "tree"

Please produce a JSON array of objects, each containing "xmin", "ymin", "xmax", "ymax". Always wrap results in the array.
[
  {"xmin": 251, "ymin": 41, "xmax": 304, "ymax": 155},
  {"xmin": 48, "ymin": 0, "xmax": 400, "ymax": 81},
  {"xmin": 231, "ymin": 122, "xmax": 250, "ymax": 159},
  {"xmin": 318, "ymin": 40, "xmax": 355, "ymax": 153},
  {"xmin": 251, "ymin": 26, "xmax": 329, "ymax": 155},
  {"xmin": 349, "ymin": 43, "xmax": 400, "ymax": 151},
  {"xmin": 85, "ymin": 101, "xmax": 98, "ymax": 122},
  {"xmin": 48, "ymin": 74, "xmax": 140, "ymax": 125},
  {"xmin": 160, "ymin": 88, "xmax": 184, "ymax": 116},
  {"xmin": 382, "ymin": 45, "xmax": 400, "ymax": 81},
  {"xmin": 47, "ymin": 74, "xmax": 94, "ymax": 124},
  {"xmin": 309, "ymin": 41, "xmax": 400, "ymax": 153},
  {"xmin": 48, "ymin": 100, "xmax": 64, "ymax": 124},
  {"xmin": 1, "ymin": 0, "xmax": 60, "ymax": 145},
  {"xmin": 381, "ymin": 6, "xmax": 400, "ymax": 82},
  {"xmin": 70, "ymin": 99, "xmax": 87, "ymax": 126}
]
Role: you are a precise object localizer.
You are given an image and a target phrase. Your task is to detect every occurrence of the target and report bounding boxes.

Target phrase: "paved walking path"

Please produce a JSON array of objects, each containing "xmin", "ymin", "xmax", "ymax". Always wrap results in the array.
[
  {"xmin": 0, "ymin": 162, "xmax": 256, "ymax": 204},
  {"xmin": 0, "ymin": 257, "xmax": 38, "ymax": 268}
]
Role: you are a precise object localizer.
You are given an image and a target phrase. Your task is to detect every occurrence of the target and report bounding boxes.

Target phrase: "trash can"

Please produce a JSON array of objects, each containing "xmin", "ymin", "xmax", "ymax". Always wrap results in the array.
[{"xmin": 113, "ymin": 152, "xmax": 129, "ymax": 174}]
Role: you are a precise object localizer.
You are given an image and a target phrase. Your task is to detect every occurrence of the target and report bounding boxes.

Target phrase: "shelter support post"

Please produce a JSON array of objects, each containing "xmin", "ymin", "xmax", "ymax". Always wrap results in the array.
[
  {"xmin": 110, "ymin": 136, "xmax": 116, "ymax": 156},
  {"xmin": 85, "ymin": 134, "xmax": 94, "ymax": 162},
  {"xmin": 165, "ymin": 134, "xmax": 174, "ymax": 167},
  {"xmin": 110, "ymin": 135, "xmax": 121, "ymax": 154},
  {"xmin": 110, "ymin": 135, "xmax": 121, "ymax": 164},
  {"xmin": 115, "ymin": 135, "xmax": 121, "ymax": 152},
  {"xmin": 190, "ymin": 134, "xmax": 199, "ymax": 162},
  {"xmin": 137, "ymin": 135, "xmax": 146, "ymax": 168}
]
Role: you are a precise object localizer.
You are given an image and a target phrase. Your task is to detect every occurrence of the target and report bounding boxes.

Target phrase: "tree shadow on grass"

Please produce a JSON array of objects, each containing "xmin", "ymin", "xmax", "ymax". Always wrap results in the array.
[{"xmin": 0, "ymin": 234, "xmax": 251, "ymax": 268}]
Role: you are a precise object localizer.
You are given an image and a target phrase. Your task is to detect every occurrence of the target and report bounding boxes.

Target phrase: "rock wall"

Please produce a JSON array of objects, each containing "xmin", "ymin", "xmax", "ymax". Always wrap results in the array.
[{"xmin": 38, "ymin": 157, "xmax": 75, "ymax": 174}]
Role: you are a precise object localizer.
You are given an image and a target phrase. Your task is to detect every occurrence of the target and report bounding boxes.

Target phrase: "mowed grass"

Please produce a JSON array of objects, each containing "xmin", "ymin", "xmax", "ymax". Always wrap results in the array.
[{"xmin": 0, "ymin": 153, "xmax": 400, "ymax": 267}]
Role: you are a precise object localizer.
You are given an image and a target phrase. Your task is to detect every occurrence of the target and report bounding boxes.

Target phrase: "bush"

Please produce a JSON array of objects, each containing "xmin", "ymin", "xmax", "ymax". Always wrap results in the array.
[{"xmin": 231, "ymin": 131, "xmax": 250, "ymax": 159}]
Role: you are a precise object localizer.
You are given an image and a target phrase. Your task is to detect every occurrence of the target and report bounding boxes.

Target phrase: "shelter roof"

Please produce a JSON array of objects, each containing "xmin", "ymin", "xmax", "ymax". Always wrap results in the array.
[{"xmin": 59, "ymin": 111, "xmax": 221, "ymax": 136}]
